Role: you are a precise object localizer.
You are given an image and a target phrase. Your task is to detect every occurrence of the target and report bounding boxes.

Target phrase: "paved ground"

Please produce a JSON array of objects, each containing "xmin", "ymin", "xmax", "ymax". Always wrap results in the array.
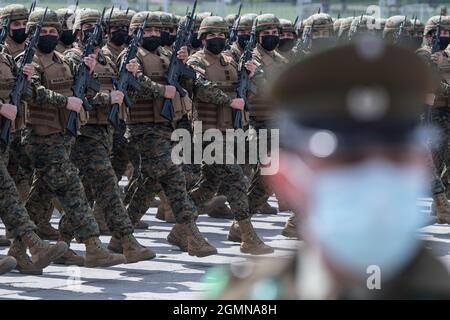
[{"xmin": 0, "ymin": 195, "xmax": 448, "ymax": 300}]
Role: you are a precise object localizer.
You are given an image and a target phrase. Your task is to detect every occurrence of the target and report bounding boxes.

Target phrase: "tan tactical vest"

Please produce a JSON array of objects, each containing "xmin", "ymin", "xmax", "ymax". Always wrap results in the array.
[
  {"xmin": 249, "ymin": 45, "xmax": 282, "ymax": 121},
  {"xmin": 86, "ymin": 52, "xmax": 120, "ymax": 125},
  {"xmin": 126, "ymin": 47, "xmax": 189, "ymax": 124},
  {"xmin": 0, "ymin": 54, "xmax": 25, "ymax": 133},
  {"xmin": 26, "ymin": 51, "xmax": 87, "ymax": 136},
  {"xmin": 193, "ymin": 51, "xmax": 249, "ymax": 132}
]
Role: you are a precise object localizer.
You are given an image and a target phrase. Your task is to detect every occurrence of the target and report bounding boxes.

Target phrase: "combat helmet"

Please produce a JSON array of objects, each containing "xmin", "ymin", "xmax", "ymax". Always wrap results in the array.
[
  {"xmin": 254, "ymin": 14, "xmax": 280, "ymax": 33},
  {"xmin": 198, "ymin": 15, "xmax": 229, "ymax": 39}
]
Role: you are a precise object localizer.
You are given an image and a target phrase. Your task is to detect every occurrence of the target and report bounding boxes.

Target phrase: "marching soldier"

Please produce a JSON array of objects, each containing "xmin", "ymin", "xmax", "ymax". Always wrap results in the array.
[
  {"xmin": 0, "ymin": 5, "xmax": 34, "ymax": 209},
  {"xmin": 119, "ymin": 11, "xmax": 217, "ymax": 258},
  {"xmin": 59, "ymin": 8, "xmax": 155, "ymax": 264},
  {"xmin": 245, "ymin": 14, "xmax": 287, "ymax": 217},
  {"xmin": 187, "ymin": 16, "xmax": 274, "ymax": 255},
  {"xmin": 0, "ymin": 43, "xmax": 68, "ymax": 275},
  {"xmin": 22, "ymin": 8, "xmax": 126, "ymax": 268}
]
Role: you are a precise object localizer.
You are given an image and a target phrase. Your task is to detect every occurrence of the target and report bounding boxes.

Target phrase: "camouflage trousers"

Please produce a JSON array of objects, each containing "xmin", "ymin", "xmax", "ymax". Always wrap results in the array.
[
  {"xmin": 428, "ymin": 108, "xmax": 450, "ymax": 195},
  {"xmin": 7, "ymin": 129, "xmax": 34, "ymax": 203},
  {"xmin": 125, "ymin": 122, "xmax": 196, "ymax": 224},
  {"xmin": 189, "ymin": 139, "xmax": 250, "ymax": 221},
  {"xmin": 23, "ymin": 129, "xmax": 99, "ymax": 242},
  {"xmin": 70, "ymin": 125, "xmax": 134, "ymax": 238},
  {"xmin": 0, "ymin": 146, "xmax": 36, "ymax": 238},
  {"xmin": 124, "ymin": 116, "xmax": 201, "ymax": 216},
  {"xmin": 247, "ymin": 119, "xmax": 275, "ymax": 209}
]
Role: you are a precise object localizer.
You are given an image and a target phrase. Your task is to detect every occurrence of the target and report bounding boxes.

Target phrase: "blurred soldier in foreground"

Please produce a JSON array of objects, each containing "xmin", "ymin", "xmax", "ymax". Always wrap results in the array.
[{"xmin": 211, "ymin": 41, "xmax": 450, "ymax": 299}]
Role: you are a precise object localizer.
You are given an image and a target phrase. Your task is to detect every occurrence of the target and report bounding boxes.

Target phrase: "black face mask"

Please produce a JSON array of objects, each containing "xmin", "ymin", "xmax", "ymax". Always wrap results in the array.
[
  {"xmin": 191, "ymin": 33, "xmax": 203, "ymax": 49},
  {"xmin": 142, "ymin": 36, "xmax": 161, "ymax": 51},
  {"xmin": 237, "ymin": 34, "xmax": 250, "ymax": 49},
  {"xmin": 37, "ymin": 35, "xmax": 59, "ymax": 54},
  {"xmin": 278, "ymin": 38, "xmax": 295, "ymax": 52},
  {"xmin": 60, "ymin": 30, "xmax": 75, "ymax": 46},
  {"xmin": 260, "ymin": 35, "xmax": 279, "ymax": 51},
  {"xmin": 11, "ymin": 28, "xmax": 27, "ymax": 44},
  {"xmin": 160, "ymin": 31, "xmax": 172, "ymax": 46},
  {"xmin": 439, "ymin": 36, "xmax": 450, "ymax": 51},
  {"xmin": 206, "ymin": 37, "xmax": 226, "ymax": 55},
  {"xmin": 110, "ymin": 29, "xmax": 128, "ymax": 46}
]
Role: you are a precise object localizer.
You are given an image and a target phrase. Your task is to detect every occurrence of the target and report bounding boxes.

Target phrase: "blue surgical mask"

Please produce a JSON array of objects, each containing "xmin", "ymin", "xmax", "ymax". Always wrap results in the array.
[{"xmin": 306, "ymin": 159, "xmax": 428, "ymax": 279}]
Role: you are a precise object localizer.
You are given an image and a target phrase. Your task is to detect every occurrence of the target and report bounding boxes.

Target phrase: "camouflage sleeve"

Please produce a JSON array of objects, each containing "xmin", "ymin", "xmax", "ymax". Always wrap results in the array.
[
  {"xmin": 132, "ymin": 56, "xmax": 166, "ymax": 99},
  {"xmin": 187, "ymin": 57, "xmax": 232, "ymax": 106},
  {"xmin": 24, "ymin": 60, "xmax": 68, "ymax": 109},
  {"xmin": 65, "ymin": 50, "xmax": 113, "ymax": 108}
]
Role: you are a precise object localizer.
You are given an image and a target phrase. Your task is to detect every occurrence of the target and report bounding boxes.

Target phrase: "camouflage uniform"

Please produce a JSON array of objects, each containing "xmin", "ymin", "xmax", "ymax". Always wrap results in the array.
[
  {"xmin": 187, "ymin": 16, "xmax": 273, "ymax": 255},
  {"xmin": 121, "ymin": 12, "xmax": 216, "ymax": 257},
  {"xmin": 246, "ymin": 14, "xmax": 288, "ymax": 212},
  {"xmin": 58, "ymin": 8, "xmax": 143, "ymax": 242},
  {"xmin": 0, "ymin": 5, "xmax": 33, "ymax": 204},
  {"xmin": 21, "ymin": 9, "xmax": 100, "ymax": 242},
  {"xmin": 0, "ymin": 52, "xmax": 37, "ymax": 238}
]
